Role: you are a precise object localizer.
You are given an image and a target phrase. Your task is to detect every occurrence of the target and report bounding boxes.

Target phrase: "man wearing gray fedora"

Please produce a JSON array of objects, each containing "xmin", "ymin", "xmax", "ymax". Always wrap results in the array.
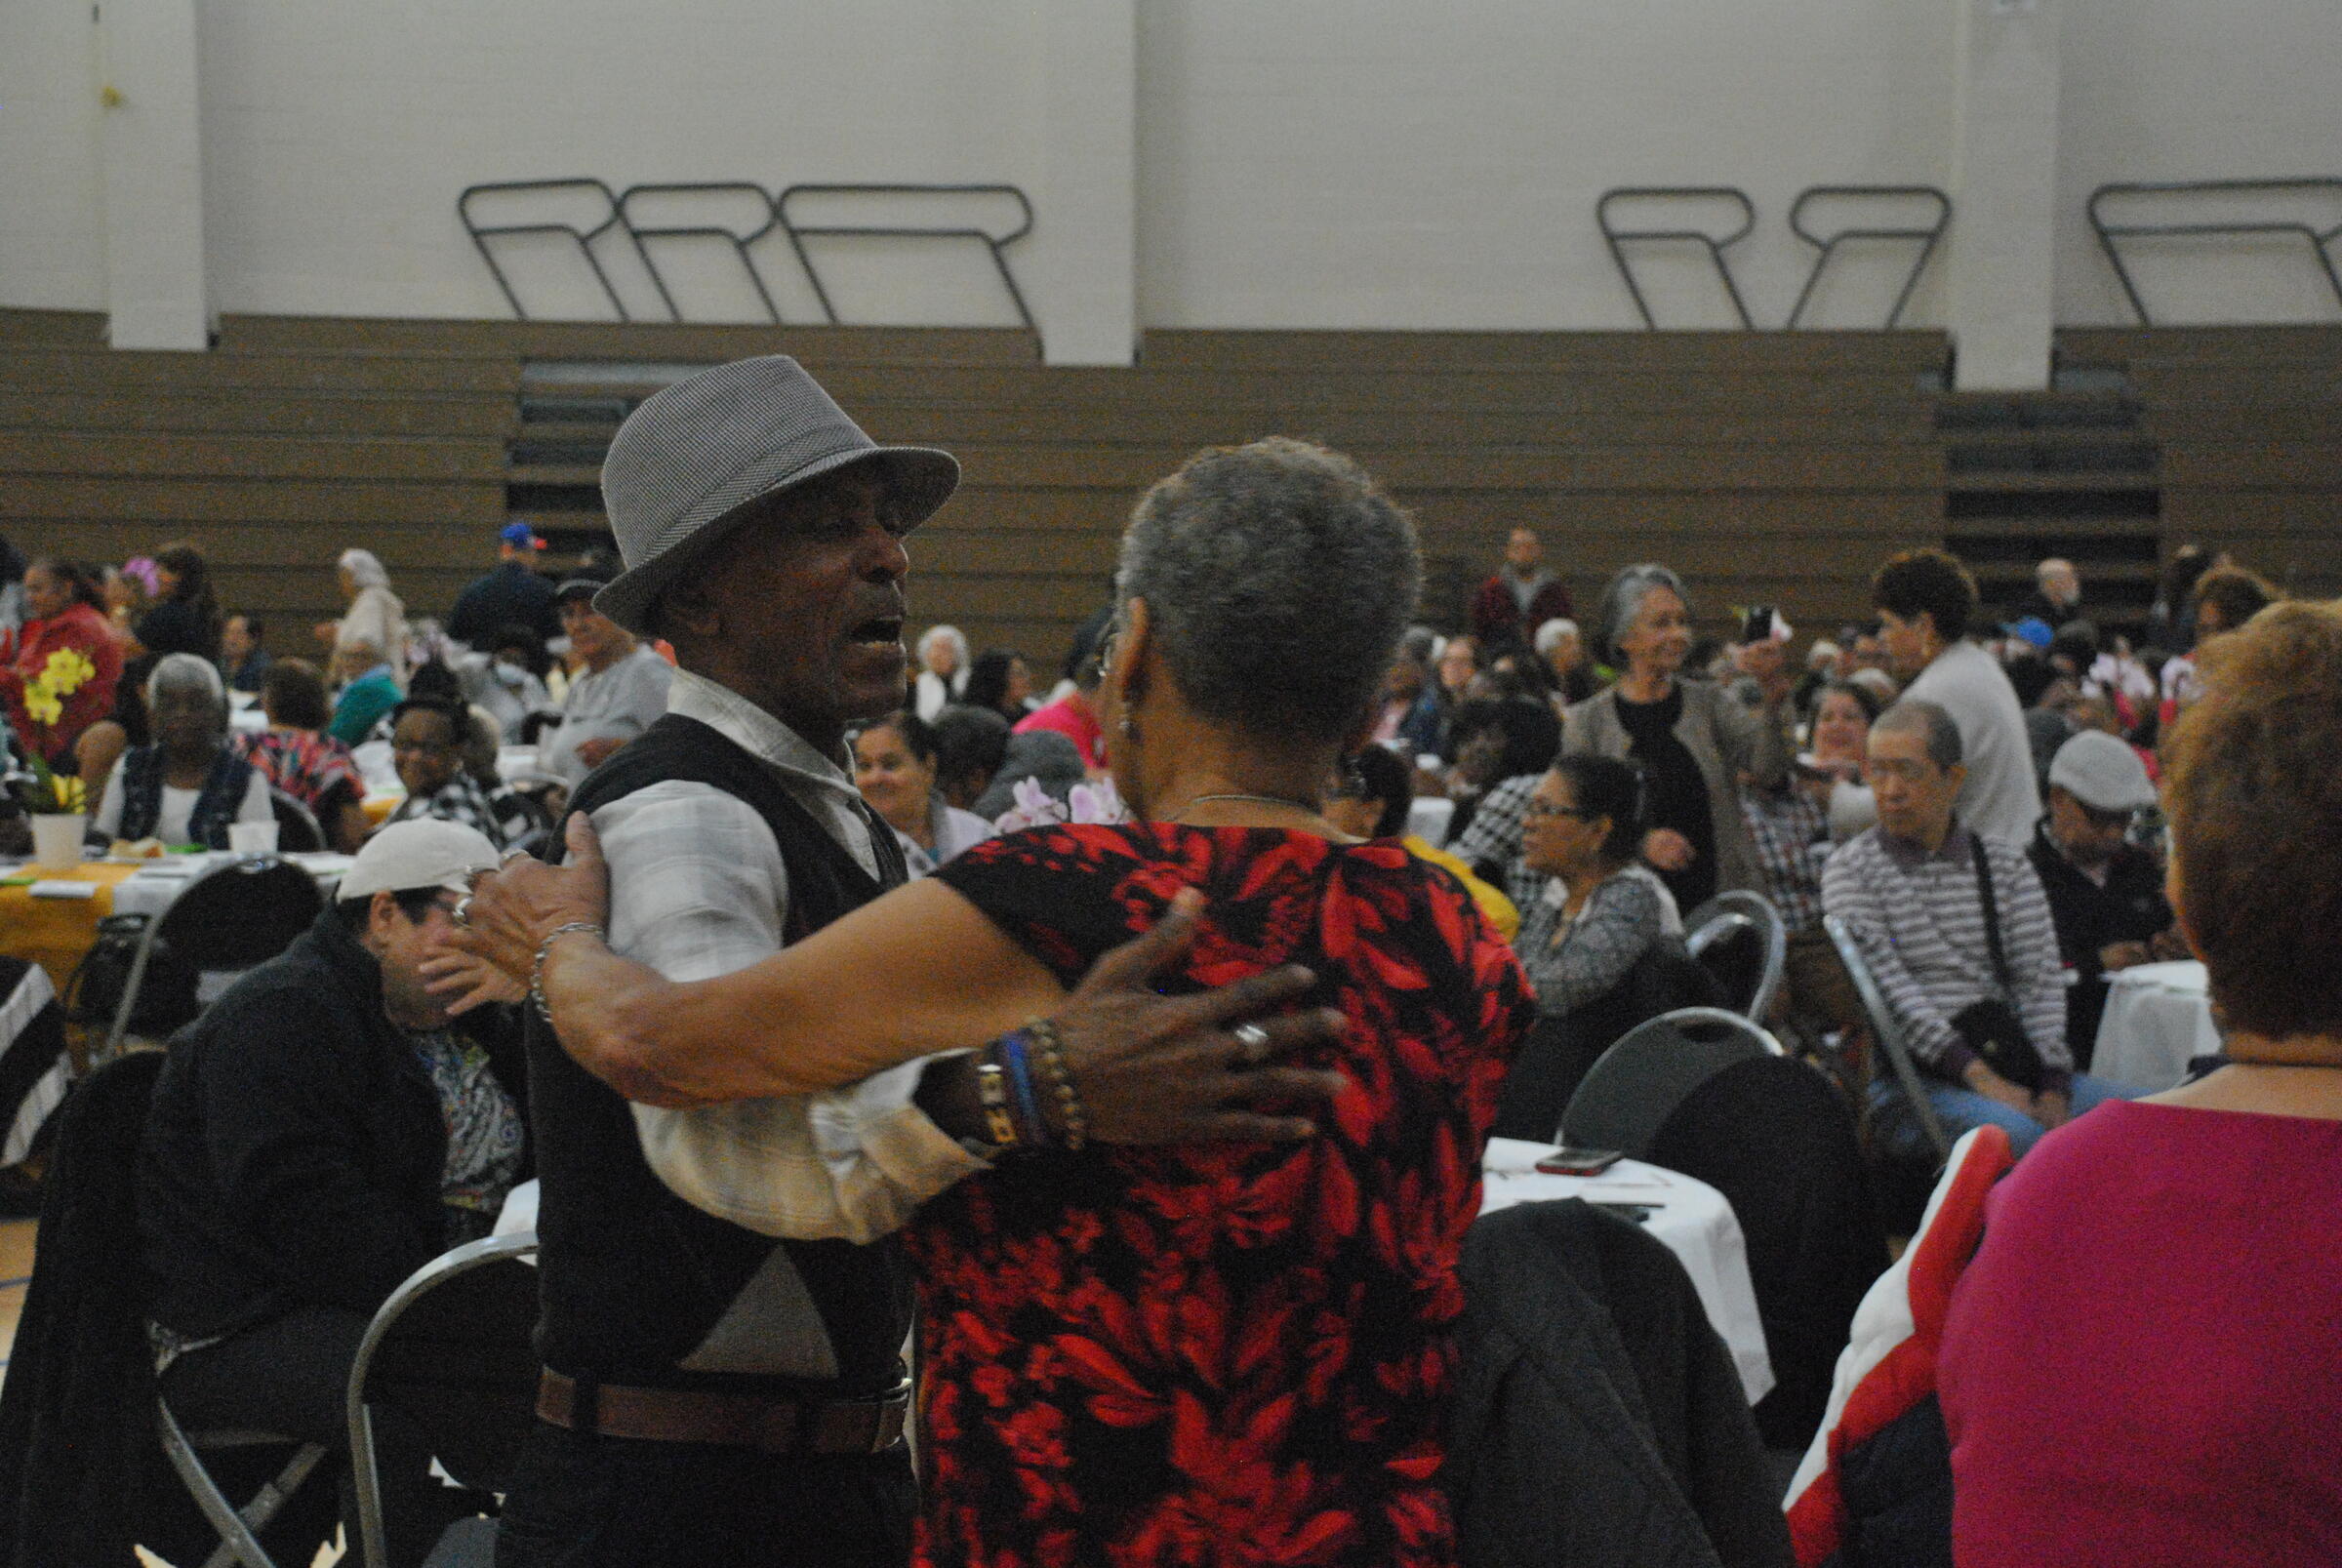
[{"xmin": 496, "ymin": 357, "xmax": 1340, "ymax": 1567}]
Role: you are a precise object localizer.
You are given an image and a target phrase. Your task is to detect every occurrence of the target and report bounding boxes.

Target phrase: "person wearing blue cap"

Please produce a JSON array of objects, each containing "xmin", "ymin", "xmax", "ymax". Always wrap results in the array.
[{"xmin": 446, "ymin": 522, "xmax": 559, "ymax": 650}]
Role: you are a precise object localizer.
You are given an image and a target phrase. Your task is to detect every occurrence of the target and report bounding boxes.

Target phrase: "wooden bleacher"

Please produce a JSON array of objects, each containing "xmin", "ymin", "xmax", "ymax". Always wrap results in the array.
[{"xmin": 1, "ymin": 310, "xmax": 2327, "ymax": 674}]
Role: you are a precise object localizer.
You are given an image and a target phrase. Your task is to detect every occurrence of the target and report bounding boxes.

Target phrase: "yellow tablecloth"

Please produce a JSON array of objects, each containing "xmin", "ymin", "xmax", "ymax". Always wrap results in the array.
[{"xmin": 0, "ymin": 863, "xmax": 141, "ymax": 993}]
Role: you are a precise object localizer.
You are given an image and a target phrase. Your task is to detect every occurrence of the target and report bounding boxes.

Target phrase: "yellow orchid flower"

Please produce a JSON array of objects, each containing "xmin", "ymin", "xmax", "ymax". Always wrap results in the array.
[
  {"xmin": 23, "ymin": 685, "xmax": 62, "ymax": 727},
  {"xmin": 38, "ymin": 647, "xmax": 97, "ymax": 697},
  {"xmin": 50, "ymin": 775, "xmax": 84, "ymax": 813}
]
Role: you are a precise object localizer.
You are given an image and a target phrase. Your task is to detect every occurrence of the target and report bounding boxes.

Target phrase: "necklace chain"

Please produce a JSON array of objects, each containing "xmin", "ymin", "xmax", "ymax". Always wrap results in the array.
[{"xmin": 1181, "ymin": 791, "xmax": 1320, "ymax": 815}]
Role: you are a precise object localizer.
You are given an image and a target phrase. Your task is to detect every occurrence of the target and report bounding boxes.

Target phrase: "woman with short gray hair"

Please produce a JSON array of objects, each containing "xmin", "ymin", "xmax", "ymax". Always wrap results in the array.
[
  {"xmin": 89, "ymin": 651, "xmax": 274, "ymax": 847},
  {"xmin": 911, "ymin": 623, "xmax": 970, "ymax": 721},
  {"xmin": 462, "ymin": 436, "xmax": 1536, "ymax": 1568},
  {"xmin": 1562, "ymin": 562, "xmax": 1790, "ymax": 909},
  {"xmin": 316, "ymin": 545, "xmax": 407, "ymax": 686}
]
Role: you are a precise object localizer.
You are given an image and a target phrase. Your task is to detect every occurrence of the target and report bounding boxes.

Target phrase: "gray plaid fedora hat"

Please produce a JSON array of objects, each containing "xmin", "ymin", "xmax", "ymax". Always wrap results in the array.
[{"xmin": 594, "ymin": 355, "xmax": 958, "ymax": 632}]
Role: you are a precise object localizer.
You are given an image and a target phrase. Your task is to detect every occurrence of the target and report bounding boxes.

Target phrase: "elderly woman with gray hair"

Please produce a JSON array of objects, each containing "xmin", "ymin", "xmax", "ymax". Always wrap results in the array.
[
  {"xmin": 1562, "ymin": 563, "xmax": 1789, "ymax": 911},
  {"xmin": 314, "ymin": 546, "xmax": 407, "ymax": 685},
  {"xmin": 456, "ymin": 437, "xmax": 1533, "ymax": 1568},
  {"xmin": 911, "ymin": 623, "xmax": 969, "ymax": 721},
  {"xmin": 88, "ymin": 653, "xmax": 274, "ymax": 847}
]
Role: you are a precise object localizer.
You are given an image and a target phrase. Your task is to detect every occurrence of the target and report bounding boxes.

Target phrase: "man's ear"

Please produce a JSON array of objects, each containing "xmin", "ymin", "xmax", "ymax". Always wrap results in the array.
[
  {"xmin": 1944, "ymin": 761, "xmax": 1968, "ymax": 797},
  {"xmin": 364, "ymin": 889, "xmax": 398, "ymax": 947}
]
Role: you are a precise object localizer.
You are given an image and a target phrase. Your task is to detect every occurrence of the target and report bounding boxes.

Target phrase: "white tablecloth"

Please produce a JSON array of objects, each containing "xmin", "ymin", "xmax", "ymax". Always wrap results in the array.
[
  {"xmin": 1407, "ymin": 796, "xmax": 1454, "ymax": 845},
  {"xmin": 1480, "ymin": 1137, "xmax": 1774, "ymax": 1403},
  {"xmin": 107, "ymin": 850, "xmax": 354, "ymax": 920},
  {"xmin": 2092, "ymin": 960, "xmax": 2219, "ymax": 1092}
]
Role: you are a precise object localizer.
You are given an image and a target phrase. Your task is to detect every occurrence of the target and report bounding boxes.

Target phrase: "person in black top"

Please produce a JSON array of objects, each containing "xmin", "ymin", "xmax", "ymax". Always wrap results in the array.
[
  {"xmin": 140, "ymin": 820, "xmax": 526, "ymax": 1568},
  {"xmin": 445, "ymin": 523, "xmax": 559, "ymax": 650},
  {"xmin": 473, "ymin": 357, "xmax": 1344, "ymax": 1568},
  {"xmin": 222, "ymin": 613, "xmax": 272, "ymax": 691},
  {"xmin": 2027, "ymin": 731, "xmax": 2180, "ymax": 1065},
  {"xmin": 1561, "ymin": 565, "xmax": 1789, "ymax": 913},
  {"xmin": 131, "ymin": 541, "xmax": 222, "ymax": 662}
]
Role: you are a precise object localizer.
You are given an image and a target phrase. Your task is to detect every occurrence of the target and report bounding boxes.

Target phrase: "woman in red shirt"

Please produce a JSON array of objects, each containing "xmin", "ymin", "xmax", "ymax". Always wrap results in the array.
[
  {"xmin": 1940, "ymin": 599, "xmax": 2342, "ymax": 1566},
  {"xmin": 0, "ymin": 558, "xmax": 123, "ymax": 770},
  {"xmin": 464, "ymin": 439, "xmax": 1533, "ymax": 1568}
]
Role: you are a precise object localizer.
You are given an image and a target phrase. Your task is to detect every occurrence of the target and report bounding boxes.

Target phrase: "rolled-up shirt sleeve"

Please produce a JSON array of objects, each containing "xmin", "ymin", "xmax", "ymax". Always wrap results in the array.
[{"xmin": 594, "ymin": 781, "xmax": 988, "ymax": 1245}]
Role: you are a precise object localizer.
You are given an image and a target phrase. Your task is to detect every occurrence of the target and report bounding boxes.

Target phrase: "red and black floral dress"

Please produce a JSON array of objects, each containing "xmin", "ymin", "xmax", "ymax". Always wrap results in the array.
[{"xmin": 919, "ymin": 823, "xmax": 1534, "ymax": 1568}]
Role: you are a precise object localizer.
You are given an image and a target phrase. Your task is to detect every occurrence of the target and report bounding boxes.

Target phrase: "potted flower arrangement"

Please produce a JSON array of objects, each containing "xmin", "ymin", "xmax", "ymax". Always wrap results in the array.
[{"xmin": 7, "ymin": 647, "xmax": 99, "ymax": 869}]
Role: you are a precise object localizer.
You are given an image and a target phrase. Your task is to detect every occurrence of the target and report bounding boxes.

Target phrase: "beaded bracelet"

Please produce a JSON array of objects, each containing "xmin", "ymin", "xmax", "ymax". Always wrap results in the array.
[
  {"xmin": 994, "ymin": 1028, "xmax": 1050, "ymax": 1147},
  {"xmin": 1027, "ymin": 1018, "xmax": 1090, "ymax": 1152},
  {"xmin": 974, "ymin": 1052, "xmax": 1022, "ymax": 1151},
  {"xmin": 530, "ymin": 921, "xmax": 609, "ymax": 1024}
]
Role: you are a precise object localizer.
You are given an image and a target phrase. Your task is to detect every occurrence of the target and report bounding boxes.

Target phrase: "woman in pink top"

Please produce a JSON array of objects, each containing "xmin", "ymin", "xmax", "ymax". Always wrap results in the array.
[{"xmin": 1939, "ymin": 599, "xmax": 2342, "ymax": 1567}]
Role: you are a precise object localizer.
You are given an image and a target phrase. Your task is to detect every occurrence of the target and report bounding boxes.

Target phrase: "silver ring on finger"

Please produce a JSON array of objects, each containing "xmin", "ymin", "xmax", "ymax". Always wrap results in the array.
[{"xmin": 1232, "ymin": 1022, "xmax": 1272, "ymax": 1065}]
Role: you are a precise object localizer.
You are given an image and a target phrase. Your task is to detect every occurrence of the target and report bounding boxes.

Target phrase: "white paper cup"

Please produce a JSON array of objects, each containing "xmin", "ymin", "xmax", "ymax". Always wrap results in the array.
[{"xmin": 228, "ymin": 821, "xmax": 280, "ymax": 856}]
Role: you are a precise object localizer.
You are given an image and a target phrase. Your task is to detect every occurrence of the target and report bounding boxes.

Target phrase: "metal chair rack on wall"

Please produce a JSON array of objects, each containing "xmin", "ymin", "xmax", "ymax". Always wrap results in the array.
[
  {"xmin": 2086, "ymin": 178, "xmax": 2342, "ymax": 326},
  {"xmin": 1600, "ymin": 183, "xmax": 1953, "ymax": 330},
  {"xmin": 459, "ymin": 179, "xmax": 650, "ymax": 322},
  {"xmin": 459, "ymin": 179, "xmax": 1038, "ymax": 334},
  {"xmin": 1598, "ymin": 186, "xmax": 1759, "ymax": 330},
  {"xmin": 1786, "ymin": 185, "xmax": 1951, "ymax": 329},
  {"xmin": 615, "ymin": 182, "xmax": 788, "ymax": 324},
  {"xmin": 777, "ymin": 183, "xmax": 1037, "ymax": 335}
]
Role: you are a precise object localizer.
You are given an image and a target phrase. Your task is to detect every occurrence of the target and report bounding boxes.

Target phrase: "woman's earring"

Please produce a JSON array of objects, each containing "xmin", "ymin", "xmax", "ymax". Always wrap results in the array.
[
  {"xmin": 1118, "ymin": 712, "xmax": 1138, "ymax": 743},
  {"xmin": 1340, "ymin": 752, "xmax": 1367, "ymax": 796}
]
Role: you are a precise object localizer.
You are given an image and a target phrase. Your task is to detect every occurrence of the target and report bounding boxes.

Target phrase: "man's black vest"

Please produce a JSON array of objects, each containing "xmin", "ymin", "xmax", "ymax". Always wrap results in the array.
[{"xmin": 527, "ymin": 713, "xmax": 912, "ymax": 1396}]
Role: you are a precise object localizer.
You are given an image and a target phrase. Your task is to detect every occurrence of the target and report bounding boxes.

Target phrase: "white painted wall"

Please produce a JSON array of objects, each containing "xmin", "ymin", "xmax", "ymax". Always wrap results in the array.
[
  {"xmin": 0, "ymin": 2, "xmax": 107, "ymax": 312},
  {"xmin": 1137, "ymin": 0, "xmax": 1958, "ymax": 331},
  {"xmin": 7, "ymin": 0, "xmax": 2342, "ymax": 335},
  {"xmin": 2057, "ymin": 0, "xmax": 2342, "ymax": 326}
]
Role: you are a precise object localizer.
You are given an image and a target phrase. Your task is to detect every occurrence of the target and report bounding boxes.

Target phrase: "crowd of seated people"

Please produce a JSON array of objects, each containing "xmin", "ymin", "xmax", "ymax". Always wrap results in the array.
[{"xmin": 3, "ymin": 381, "xmax": 2333, "ymax": 1568}]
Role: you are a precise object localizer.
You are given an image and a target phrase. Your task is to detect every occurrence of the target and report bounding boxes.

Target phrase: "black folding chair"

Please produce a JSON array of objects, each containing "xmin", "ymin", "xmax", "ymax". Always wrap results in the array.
[
  {"xmin": 347, "ymin": 1232, "xmax": 543, "ymax": 1568},
  {"xmin": 1682, "ymin": 890, "xmax": 1788, "ymax": 1023},
  {"xmin": 1560, "ymin": 1006, "xmax": 1785, "ymax": 1160},
  {"xmin": 266, "ymin": 790, "xmax": 327, "ymax": 853},
  {"xmin": 1822, "ymin": 914, "xmax": 1954, "ymax": 1162},
  {"xmin": 0, "ymin": 1051, "xmax": 332, "ymax": 1568},
  {"xmin": 102, "ymin": 857, "xmax": 324, "ymax": 1058}
]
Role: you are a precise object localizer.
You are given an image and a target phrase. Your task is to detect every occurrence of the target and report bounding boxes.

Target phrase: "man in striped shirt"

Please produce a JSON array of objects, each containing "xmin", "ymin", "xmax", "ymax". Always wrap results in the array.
[{"xmin": 1822, "ymin": 700, "xmax": 2131, "ymax": 1154}]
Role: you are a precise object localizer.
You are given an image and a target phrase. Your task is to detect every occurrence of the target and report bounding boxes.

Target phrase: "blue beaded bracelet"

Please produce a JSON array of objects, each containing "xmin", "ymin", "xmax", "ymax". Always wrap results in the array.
[{"xmin": 995, "ymin": 1028, "xmax": 1050, "ymax": 1148}]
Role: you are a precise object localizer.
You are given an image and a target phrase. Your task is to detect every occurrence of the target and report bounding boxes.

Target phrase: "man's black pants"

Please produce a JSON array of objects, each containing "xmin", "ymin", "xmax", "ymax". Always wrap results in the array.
[
  {"xmin": 493, "ymin": 1420, "xmax": 917, "ymax": 1568},
  {"xmin": 158, "ymin": 1305, "xmax": 469, "ymax": 1568}
]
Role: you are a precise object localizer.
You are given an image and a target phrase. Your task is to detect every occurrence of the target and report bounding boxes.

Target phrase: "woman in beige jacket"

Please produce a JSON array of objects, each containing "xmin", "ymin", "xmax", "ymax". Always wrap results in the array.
[{"xmin": 1561, "ymin": 563, "xmax": 1789, "ymax": 911}]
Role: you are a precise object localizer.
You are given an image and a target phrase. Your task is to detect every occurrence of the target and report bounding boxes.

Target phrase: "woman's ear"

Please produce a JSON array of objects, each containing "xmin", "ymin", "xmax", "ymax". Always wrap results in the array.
[{"xmin": 1113, "ymin": 598, "xmax": 1154, "ymax": 710}]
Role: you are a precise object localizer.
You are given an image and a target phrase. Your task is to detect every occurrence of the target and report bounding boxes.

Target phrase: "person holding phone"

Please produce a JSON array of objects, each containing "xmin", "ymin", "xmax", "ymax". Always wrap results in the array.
[{"xmin": 1560, "ymin": 565, "xmax": 1789, "ymax": 912}]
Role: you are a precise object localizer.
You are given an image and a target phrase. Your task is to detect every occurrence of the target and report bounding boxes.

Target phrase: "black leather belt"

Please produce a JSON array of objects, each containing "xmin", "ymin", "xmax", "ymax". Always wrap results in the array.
[{"xmin": 537, "ymin": 1369, "xmax": 909, "ymax": 1455}]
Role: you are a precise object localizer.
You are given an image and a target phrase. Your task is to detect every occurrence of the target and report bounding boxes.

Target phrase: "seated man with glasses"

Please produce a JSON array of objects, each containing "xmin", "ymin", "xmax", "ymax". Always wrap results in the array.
[
  {"xmin": 1822, "ymin": 699, "xmax": 2133, "ymax": 1155},
  {"xmin": 139, "ymin": 820, "xmax": 527, "ymax": 1568},
  {"xmin": 384, "ymin": 695, "xmax": 513, "ymax": 848},
  {"xmin": 2028, "ymin": 730, "xmax": 2184, "ymax": 1065}
]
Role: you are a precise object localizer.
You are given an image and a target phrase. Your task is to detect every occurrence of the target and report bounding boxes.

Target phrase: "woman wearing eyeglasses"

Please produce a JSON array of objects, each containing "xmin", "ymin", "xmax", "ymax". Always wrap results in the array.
[{"xmin": 1490, "ymin": 754, "xmax": 1671, "ymax": 1140}]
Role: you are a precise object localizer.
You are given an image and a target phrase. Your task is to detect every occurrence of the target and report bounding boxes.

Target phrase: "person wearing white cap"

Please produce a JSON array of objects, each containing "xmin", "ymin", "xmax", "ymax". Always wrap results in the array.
[
  {"xmin": 139, "ymin": 819, "xmax": 525, "ymax": 1568},
  {"xmin": 2028, "ymin": 729, "xmax": 2183, "ymax": 1060}
]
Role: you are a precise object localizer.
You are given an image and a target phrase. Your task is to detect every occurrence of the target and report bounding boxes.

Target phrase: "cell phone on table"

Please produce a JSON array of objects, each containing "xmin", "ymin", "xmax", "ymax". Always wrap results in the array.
[{"xmin": 1535, "ymin": 1146, "xmax": 1624, "ymax": 1177}]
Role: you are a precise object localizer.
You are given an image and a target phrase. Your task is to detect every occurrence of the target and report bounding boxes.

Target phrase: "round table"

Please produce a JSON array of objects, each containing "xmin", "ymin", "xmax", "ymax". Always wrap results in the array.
[
  {"xmin": 0, "ymin": 862, "xmax": 143, "ymax": 992},
  {"xmin": 2092, "ymin": 959, "xmax": 2220, "ymax": 1092},
  {"xmin": 1480, "ymin": 1137, "xmax": 1774, "ymax": 1404},
  {"xmin": 0, "ymin": 852, "xmax": 354, "ymax": 994}
]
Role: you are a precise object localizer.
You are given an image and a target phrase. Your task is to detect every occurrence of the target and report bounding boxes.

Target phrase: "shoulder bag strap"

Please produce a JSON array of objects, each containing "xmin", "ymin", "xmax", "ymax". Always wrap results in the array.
[{"xmin": 1968, "ymin": 834, "xmax": 2014, "ymax": 998}]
